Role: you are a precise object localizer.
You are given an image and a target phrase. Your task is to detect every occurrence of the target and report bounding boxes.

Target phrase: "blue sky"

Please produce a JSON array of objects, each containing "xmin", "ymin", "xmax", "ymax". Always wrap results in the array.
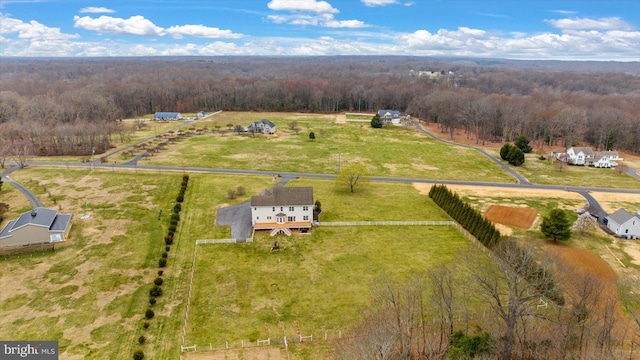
[{"xmin": 1, "ymin": 0, "xmax": 640, "ymax": 60}]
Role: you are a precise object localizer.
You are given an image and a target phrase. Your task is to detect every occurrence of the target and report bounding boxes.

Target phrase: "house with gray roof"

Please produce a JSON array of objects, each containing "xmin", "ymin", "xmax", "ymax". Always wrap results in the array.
[
  {"xmin": 250, "ymin": 187, "xmax": 313, "ymax": 236},
  {"xmin": 153, "ymin": 112, "xmax": 182, "ymax": 121},
  {"xmin": 605, "ymin": 208, "xmax": 640, "ymax": 239},
  {"xmin": 0, "ymin": 207, "xmax": 73, "ymax": 248},
  {"xmin": 377, "ymin": 109, "xmax": 409, "ymax": 125},
  {"xmin": 565, "ymin": 146, "xmax": 621, "ymax": 168},
  {"xmin": 247, "ymin": 119, "xmax": 277, "ymax": 134}
]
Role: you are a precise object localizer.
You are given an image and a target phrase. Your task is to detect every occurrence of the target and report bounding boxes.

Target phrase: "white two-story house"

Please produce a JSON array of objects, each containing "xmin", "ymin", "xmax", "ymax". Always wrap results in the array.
[
  {"xmin": 250, "ymin": 187, "xmax": 314, "ymax": 236},
  {"xmin": 565, "ymin": 147, "xmax": 621, "ymax": 168},
  {"xmin": 606, "ymin": 208, "xmax": 640, "ymax": 239},
  {"xmin": 247, "ymin": 119, "xmax": 277, "ymax": 134}
]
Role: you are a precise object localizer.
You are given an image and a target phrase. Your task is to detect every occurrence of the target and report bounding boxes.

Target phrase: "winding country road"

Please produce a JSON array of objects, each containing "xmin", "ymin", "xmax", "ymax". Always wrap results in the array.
[{"xmin": 3, "ymin": 116, "xmax": 640, "ymax": 238}]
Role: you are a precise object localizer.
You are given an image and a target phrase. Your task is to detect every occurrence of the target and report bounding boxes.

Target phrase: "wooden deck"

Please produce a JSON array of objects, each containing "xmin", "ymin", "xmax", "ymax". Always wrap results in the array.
[{"xmin": 254, "ymin": 221, "xmax": 312, "ymax": 230}]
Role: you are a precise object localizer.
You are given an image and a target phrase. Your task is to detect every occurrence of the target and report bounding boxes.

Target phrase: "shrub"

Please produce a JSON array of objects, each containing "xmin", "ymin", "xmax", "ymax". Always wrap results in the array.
[
  {"xmin": 157, "ymin": 270, "xmax": 164, "ymax": 276},
  {"xmin": 158, "ymin": 258, "xmax": 167, "ymax": 268},
  {"xmin": 133, "ymin": 350, "xmax": 144, "ymax": 360},
  {"xmin": 149, "ymin": 285, "xmax": 163, "ymax": 297},
  {"xmin": 227, "ymin": 189, "xmax": 236, "ymax": 199},
  {"xmin": 138, "ymin": 335, "xmax": 146, "ymax": 344},
  {"xmin": 154, "ymin": 277, "xmax": 164, "ymax": 286},
  {"xmin": 149, "ymin": 298, "xmax": 156, "ymax": 306},
  {"xmin": 176, "ymin": 195, "xmax": 184, "ymax": 203},
  {"xmin": 171, "ymin": 213, "xmax": 180, "ymax": 222},
  {"xmin": 143, "ymin": 322, "xmax": 150, "ymax": 329},
  {"xmin": 173, "ymin": 203, "xmax": 181, "ymax": 213},
  {"xmin": 168, "ymin": 224, "xmax": 177, "ymax": 233},
  {"xmin": 161, "ymin": 252, "xmax": 168, "ymax": 258},
  {"xmin": 500, "ymin": 143, "xmax": 512, "ymax": 160},
  {"xmin": 165, "ymin": 246, "xmax": 170, "ymax": 252},
  {"xmin": 183, "ymin": 174, "xmax": 189, "ymax": 182},
  {"xmin": 144, "ymin": 309, "xmax": 155, "ymax": 319},
  {"xmin": 236, "ymin": 186, "xmax": 245, "ymax": 196},
  {"xmin": 164, "ymin": 236, "xmax": 173, "ymax": 245}
]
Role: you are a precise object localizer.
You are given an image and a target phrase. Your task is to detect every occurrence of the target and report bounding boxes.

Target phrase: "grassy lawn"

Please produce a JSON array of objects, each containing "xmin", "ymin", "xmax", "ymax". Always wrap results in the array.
[
  {"xmin": 138, "ymin": 112, "xmax": 514, "ymax": 183},
  {"xmin": 492, "ymin": 151, "xmax": 640, "ymax": 189},
  {"xmin": 0, "ymin": 167, "xmax": 274, "ymax": 359}
]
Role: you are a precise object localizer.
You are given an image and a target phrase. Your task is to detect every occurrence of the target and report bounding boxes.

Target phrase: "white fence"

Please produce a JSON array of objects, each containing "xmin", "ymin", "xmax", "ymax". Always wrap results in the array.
[{"xmin": 317, "ymin": 221, "xmax": 454, "ymax": 226}]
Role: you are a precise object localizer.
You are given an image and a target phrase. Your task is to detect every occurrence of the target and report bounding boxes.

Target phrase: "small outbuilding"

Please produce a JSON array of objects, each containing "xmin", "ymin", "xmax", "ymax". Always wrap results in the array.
[{"xmin": 0, "ymin": 207, "xmax": 73, "ymax": 248}]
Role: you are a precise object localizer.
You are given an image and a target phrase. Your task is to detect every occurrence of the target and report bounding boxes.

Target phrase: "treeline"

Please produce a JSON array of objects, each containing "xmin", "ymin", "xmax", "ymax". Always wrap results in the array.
[{"xmin": 1, "ymin": 56, "xmax": 640, "ymax": 155}]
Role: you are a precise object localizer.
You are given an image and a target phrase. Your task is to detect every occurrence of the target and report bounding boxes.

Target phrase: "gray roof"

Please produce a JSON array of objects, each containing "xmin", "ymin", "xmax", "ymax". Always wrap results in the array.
[
  {"xmin": 251, "ymin": 187, "xmax": 313, "ymax": 207},
  {"xmin": 249, "ymin": 119, "xmax": 276, "ymax": 128},
  {"xmin": 378, "ymin": 109, "xmax": 401, "ymax": 117},
  {"xmin": 607, "ymin": 208, "xmax": 637, "ymax": 225},
  {"xmin": 568, "ymin": 147, "xmax": 595, "ymax": 157},
  {"xmin": 154, "ymin": 112, "xmax": 181, "ymax": 118},
  {"xmin": 0, "ymin": 207, "xmax": 72, "ymax": 239}
]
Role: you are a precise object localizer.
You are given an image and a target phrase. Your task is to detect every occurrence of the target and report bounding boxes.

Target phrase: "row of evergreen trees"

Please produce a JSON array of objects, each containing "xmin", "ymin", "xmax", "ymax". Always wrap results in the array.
[
  {"xmin": 429, "ymin": 184, "xmax": 564, "ymax": 305},
  {"xmin": 429, "ymin": 184, "xmax": 501, "ymax": 247}
]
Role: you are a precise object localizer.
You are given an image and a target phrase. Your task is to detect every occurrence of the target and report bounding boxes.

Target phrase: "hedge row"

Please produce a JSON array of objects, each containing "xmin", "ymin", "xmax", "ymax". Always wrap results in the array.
[{"xmin": 133, "ymin": 174, "xmax": 189, "ymax": 360}]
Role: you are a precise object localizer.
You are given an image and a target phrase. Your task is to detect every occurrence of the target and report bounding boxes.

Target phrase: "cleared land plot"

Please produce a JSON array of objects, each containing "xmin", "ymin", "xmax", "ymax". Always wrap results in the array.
[
  {"xmin": 141, "ymin": 112, "xmax": 514, "ymax": 183},
  {"xmin": 0, "ymin": 167, "xmax": 274, "ymax": 360},
  {"xmin": 589, "ymin": 192, "xmax": 640, "ymax": 214},
  {"xmin": 185, "ymin": 225, "xmax": 472, "ymax": 348},
  {"xmin": 484, "ymin": 205, "xmax": 538, "ymax": 229}
]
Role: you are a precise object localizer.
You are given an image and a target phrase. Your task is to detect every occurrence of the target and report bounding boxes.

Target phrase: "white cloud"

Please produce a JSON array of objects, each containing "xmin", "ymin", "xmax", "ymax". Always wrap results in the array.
[
  {"xmin": 74, "ymin": 15, "xmax": 164, "ymax": 36},
  {"xmin": 361, "ymin": 0, "xmax": 397, "ymax": 6},
  {"xmin": 546, "ymin": 17, "xmax": 634, "ymax": 31},
  {"xmin": 79, "ymin": 7, "xmax": 116, "ymax": 14},
  {"xmin": 404, "ymin": 2, "xmax": 415, "ymax": 6},
  {"xmin": 0, "ymin": 12, "xmax": 79, "ymax": 40},
  {"xmin": 267, "ymin": 0, "xmax": 338, "ymax": 14},
  {"xmin": 552, "ymin": 10, "xmax": 577, "ymax": 15},
  {"xmin": 267, "ymin": 13, "xmax": 368, "ymax": 28},
  {"xmin": 165, "ymin": 24, "xmax": 243, "ymax": 39}
]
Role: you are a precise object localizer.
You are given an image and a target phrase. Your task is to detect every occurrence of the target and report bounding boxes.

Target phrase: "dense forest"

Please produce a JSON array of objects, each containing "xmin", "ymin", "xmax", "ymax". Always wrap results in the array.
[{"xmin": 1, "ymin": 56, "xmax": 640, "ymax": 156}]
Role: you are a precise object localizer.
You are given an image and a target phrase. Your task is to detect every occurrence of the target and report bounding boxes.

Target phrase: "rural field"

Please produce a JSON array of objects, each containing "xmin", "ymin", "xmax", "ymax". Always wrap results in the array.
[
  {"xmin": 138, "ymin": 112, "xmax": 515, "ymax": 183},
  {"xmin": 3, "ymin": 112, "xmax": 640, "ymax": 359}
]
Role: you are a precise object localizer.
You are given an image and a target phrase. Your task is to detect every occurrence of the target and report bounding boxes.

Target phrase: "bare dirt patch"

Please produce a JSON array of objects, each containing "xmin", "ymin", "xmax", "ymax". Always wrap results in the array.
[
  {"xmin": 183, "ymin": 346, "xmax": 285, "ymax": 360},
  {"xmin": 485, "ymin": 205, "xmax": 538, "ymax": 229},
  {"xmin": 335, "ymin": 114, "xmax": 346, "ymax": 124}
]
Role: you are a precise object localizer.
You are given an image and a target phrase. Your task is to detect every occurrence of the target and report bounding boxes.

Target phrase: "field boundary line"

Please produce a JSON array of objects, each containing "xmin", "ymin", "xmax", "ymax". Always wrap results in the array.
[{"xmin": 317, "ymin": 220, "xmax": 454, "ymax": 226}]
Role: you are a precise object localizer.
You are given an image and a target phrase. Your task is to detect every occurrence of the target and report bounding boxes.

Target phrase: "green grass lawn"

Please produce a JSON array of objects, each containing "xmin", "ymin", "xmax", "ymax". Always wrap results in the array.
[
  {"xmin": 493, "ymin": 151, "xmax": 640, "ymax": 189},
  {"xmin": 140, "ymin": 112, "xmax": 515, "ymax": 183}
]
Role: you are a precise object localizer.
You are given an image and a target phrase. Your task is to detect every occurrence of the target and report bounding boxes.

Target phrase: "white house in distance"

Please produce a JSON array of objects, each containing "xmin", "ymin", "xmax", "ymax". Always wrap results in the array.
[
  {"xmin": 565, "ymin": 147, "xmax": 622, "ymax": 168},
  {"xmin": 250, "ymin": 187, "xmax": 314, "ymax": 236},
  {"xmin": 0, "ymin": 207, "xmax": 73, "ymax": 248},
  {"xmin": 153, "ymin": 112, "xmax": 182, "ymax": 121},
  {"xmin": 247, "ymin": 119, "xmax": 277, "ymax": 134},
  {"xmin": 605, "ymin": 208, "xmax": 640, "ymax": 239}
]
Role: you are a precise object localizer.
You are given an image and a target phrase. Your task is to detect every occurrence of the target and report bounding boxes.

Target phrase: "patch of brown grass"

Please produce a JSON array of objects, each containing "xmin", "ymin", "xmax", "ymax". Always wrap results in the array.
[{"xmin": 485, "ymin": 205, "xmax": 538, "ymax": 229}]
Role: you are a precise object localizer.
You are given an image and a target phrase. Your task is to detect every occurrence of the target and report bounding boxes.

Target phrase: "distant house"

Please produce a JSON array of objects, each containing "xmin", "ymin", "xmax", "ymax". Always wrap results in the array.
[
  {"xmin": 153, "ymin": 112, "xmax": 182, "ymax": 121},
  {"xmin": 564, "ymin": 147, "xmax": 621, "ymax": 168},
  {"xmin": 377, "ymin": 109, "xmax": 409, "ymax": 125},
  {"xmin": 605, "ymin": 208, "xmax": 640, "ymax": 239},
  {"xmin": 250, "ymin": 187, "xmax": 314, "ymax": 236},
  {"xmin": 197, "ymin": 111, "xmax": 207, "ymax": 118},
  {"xmin": 0, "ymin": 208, "xmax": 73, "ymax": 248},
  {"xmin": 247, "ymin": 119, "xmax": 277, "ymax": 134}
]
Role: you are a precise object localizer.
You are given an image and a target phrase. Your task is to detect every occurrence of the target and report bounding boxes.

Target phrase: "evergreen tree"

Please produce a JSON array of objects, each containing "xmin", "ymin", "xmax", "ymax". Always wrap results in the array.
[
  {"xmin": 500, "ymin": 143, "xmax": 512, "ymax": 160},
  {"xmin": 540, "ymin": 209, "xmax": 572, "ymax": 242},
  {"xmin": 514, "ymin": 135, "xmax": 533, "ymax": 153},
  {"xmin": 371, "ymin": 114, "xmax": 383, "ymax": 128},
  {"xmin": 507, "ymin": 146, "xmax": 525, "ymax": 166}
]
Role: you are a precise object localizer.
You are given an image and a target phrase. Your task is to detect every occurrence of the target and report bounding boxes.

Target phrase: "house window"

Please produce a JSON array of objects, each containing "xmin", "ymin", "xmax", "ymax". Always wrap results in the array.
[
  {"xmin": 254, "ymin": 207, "xmax": 257, "ymax": 210},
  {"xmin": 257, "ymin": 216, "xmax": 259, "ymax": 220},
  {"xmin": 272, "ymin": 207, "xmax": 275, "ymax": 212},
  {"xmin": 280, "ymin": 207, "xmax": 283, "ymax": 211},
  {"xmin": 303, "ymin": 215, "xmax": 309, "ymax": 221},
  {"xmin": 267, "ymin": 216, "xmax": 272, "ymax": 220},
  {"xmin": 303, "ymin": 206, "xmax": 309, "ymax": 211},
  {"xmin": 626, "ymin": 229, "xmax": 629, "ymax": 234},
  {"xmin": 288, "ymin": 216, "xmax": 296, "ymax": 222},
  {"xmin": 289, "ymin": 206, "xmax": 294, "ymax": 211}
]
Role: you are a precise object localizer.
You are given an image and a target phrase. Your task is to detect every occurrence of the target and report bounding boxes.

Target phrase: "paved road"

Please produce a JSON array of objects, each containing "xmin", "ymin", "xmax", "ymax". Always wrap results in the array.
[{"xmin": 1, "ymin": 165, "xmax": 43, "ymax": 208}]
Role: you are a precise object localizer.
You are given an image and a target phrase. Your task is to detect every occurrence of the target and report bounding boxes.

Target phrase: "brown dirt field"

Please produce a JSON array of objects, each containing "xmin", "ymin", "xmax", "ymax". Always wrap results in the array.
[
  {"xmin": 485, "ymin": 205, "xmax": 538, "ymax": 229},
  {"xmin": 183, "ymin": 346, "xmax": 284, "ymax": 360},
  {"xmin": 543, "ymin": 245, "xmax": 633, "ymax": 332}
]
